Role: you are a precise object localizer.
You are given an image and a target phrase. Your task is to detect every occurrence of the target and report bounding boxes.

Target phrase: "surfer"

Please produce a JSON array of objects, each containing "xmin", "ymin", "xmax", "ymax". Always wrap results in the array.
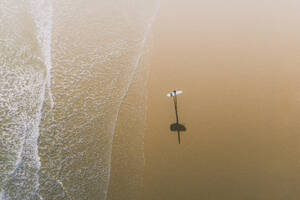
[{"xmin": 167, "ymin": 90, "xmax": 186, "ymax": 144}]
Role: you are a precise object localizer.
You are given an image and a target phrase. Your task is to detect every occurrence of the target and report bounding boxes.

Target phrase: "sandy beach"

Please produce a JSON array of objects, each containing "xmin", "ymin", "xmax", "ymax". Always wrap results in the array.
[
  {"xmin": 144, "ymin": 0, "xmax": 300, "ymax": 199},
  {"xmin": 2, "ymin": 0, "xmax": 300, "ymax": 199}
]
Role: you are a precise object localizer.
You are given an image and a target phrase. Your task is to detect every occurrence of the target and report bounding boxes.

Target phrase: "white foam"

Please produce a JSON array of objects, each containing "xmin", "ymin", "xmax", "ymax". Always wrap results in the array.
[
  {"xmin": 1, "ymin": 0, "xmax": 159, "ymax": 199},
  {"xmin": 30, "ymin": 0, "xmax": 54, "ymax": 109},
  {"xmin": 0, "ymin": 0, "xmax": 53, "ymax": 199}
]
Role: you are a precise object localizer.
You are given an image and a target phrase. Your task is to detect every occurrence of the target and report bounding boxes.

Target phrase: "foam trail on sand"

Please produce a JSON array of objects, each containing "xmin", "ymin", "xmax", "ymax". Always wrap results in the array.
[
  {"xmin": 107, "ymin": 1, "xmax": 160, "ymax": 199},
  {"xmin": 36, "ymin": 1, "xmax": 162, "ymax": 199},
  {"xmin": 30, "ymin": 0, "xmax": 54, "ymax": 110}
]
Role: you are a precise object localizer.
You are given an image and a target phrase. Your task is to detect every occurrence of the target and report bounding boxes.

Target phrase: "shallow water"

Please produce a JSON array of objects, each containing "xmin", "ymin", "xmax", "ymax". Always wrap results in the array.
[{"xmin": 0, "ymin": 0, "xmax": 159, "ymax": 199}]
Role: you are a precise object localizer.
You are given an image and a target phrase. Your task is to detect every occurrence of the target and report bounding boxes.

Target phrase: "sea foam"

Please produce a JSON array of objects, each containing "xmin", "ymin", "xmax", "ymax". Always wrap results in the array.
[
  {"xmin": 0, "ymin": 0, "xmax": 52, "ymax": 199},
  {"xmin": 1, "ymin": 0, "xmax": 158, "ymax": 199}
]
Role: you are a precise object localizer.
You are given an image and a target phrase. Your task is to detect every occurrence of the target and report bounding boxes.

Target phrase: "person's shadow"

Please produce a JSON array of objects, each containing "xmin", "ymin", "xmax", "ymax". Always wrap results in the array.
[
  {"xmin": 170, "ymin": 123, "xmax": 186, "ymax": 144},
  {"xmin": 169, "ymin": 90, "xmax": 186, "ymax": 144}
]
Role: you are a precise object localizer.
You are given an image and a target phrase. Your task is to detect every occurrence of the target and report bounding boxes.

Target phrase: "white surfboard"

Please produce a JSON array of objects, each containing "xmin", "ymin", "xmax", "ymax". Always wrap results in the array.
[{"xmin": 167, "ymin": 90, "xmax": 183, "ymax": 97}]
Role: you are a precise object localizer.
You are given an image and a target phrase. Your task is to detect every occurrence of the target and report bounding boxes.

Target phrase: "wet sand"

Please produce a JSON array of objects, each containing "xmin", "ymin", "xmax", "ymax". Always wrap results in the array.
[{"xmin": 144, "ymin": 0, "xmax": 300, "ymax": 199}]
